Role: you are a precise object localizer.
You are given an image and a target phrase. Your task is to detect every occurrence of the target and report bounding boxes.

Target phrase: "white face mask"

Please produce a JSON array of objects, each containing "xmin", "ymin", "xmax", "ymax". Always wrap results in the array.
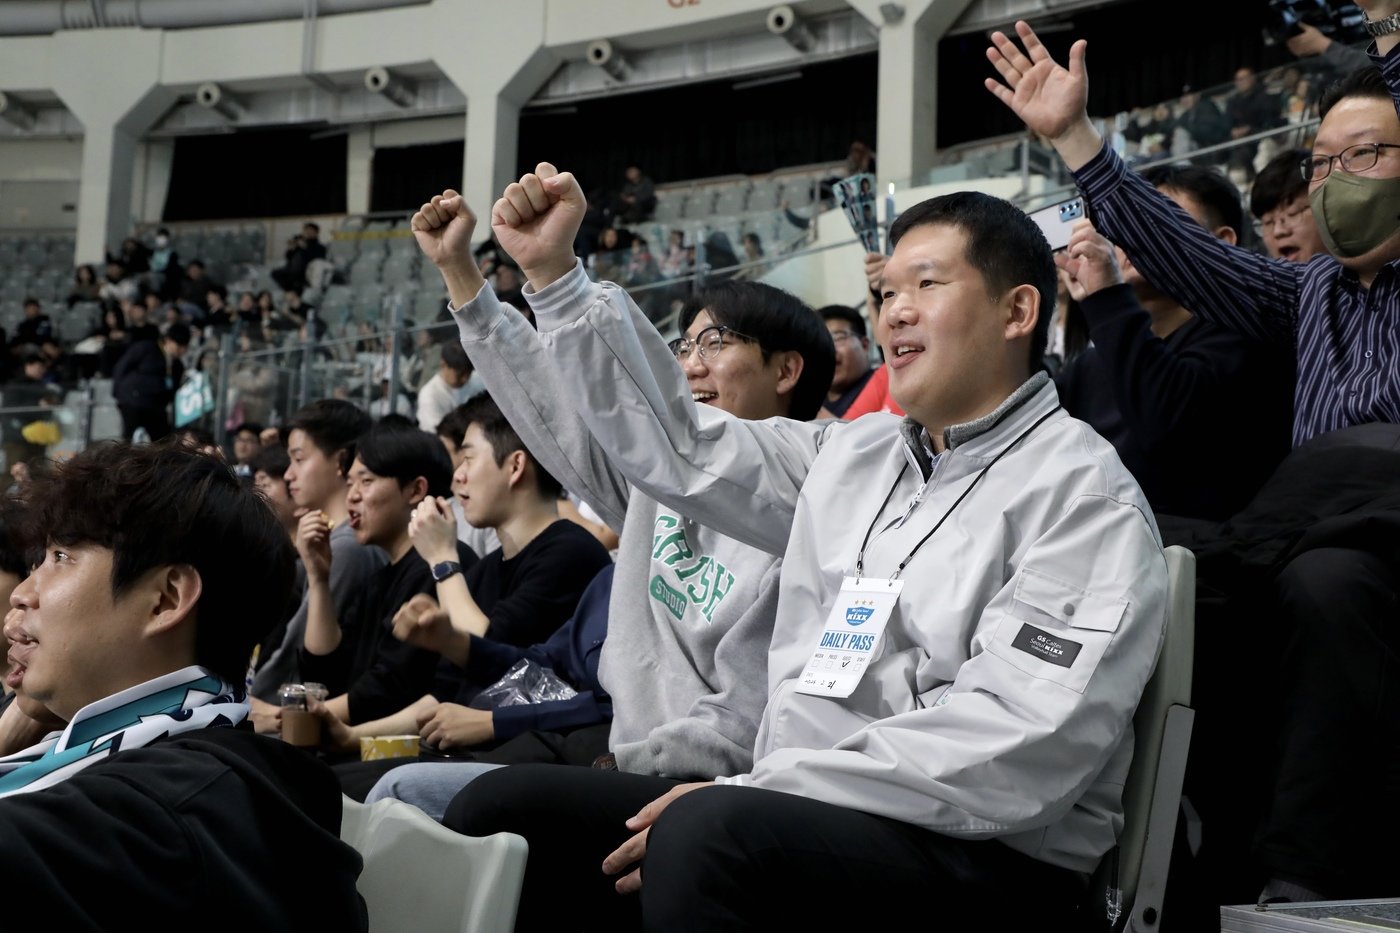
[{"xmin": 155, "ymin": 235, "xmax": 169, "ymax": 248}]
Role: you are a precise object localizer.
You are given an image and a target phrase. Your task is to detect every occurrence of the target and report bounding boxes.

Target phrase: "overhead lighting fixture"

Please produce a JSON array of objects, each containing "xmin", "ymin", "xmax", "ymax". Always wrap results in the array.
[{"xmin": 732, "ymin": 71, "xmax": 803, "ymax": 91}]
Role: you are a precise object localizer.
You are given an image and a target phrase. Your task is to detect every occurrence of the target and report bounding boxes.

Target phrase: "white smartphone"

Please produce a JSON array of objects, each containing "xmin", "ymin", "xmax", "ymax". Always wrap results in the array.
[{"xmin": 1028, "ymin": 196, "xmax": 1085, "ymax": 251}]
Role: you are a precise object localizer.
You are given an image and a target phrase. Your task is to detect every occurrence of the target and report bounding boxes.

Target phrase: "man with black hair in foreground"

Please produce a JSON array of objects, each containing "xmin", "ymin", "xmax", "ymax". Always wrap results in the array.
[
  {"xmin": 0, "ymin": 441, "xmax": 365, "ymax": 930},
  {"xmin": 444, "ymin": 164, "xmax": 1167, "ymax": 930}
]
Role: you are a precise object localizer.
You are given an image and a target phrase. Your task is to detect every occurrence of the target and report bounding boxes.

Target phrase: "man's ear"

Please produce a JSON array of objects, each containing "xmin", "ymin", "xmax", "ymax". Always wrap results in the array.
[
  {"xmin": 404, "ymin": 475, "xmax": 430, "ymax": 508},
  {"xmin": 143, "ymin": 564, "xmax": 202, "ymax": 639},
  {"xmin": 772, "ymin": 350, "xmax": 805, "ymax": 398},
  {"xmin": 1003, "ymin": 284, "xmax": 1039, "ymax": 343},
  {"xmin": 509, "ymin": 448, "xmax": 529, "ymax": 490},
  {"xmin": 1215, "ymin": 225, "xmax": 1239, "ymax": 246}
]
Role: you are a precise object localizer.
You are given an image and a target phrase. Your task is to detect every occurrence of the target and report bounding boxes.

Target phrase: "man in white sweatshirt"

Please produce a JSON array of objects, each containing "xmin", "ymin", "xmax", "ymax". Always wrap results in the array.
[{"xmin": 441, "ymin": 165, "xmax": 1168, "ymax": 930}]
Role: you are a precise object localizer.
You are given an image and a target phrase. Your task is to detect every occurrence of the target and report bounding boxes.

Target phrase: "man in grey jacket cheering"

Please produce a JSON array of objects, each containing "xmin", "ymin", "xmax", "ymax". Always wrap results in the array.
[{"xmin": 440, "ymin": 164, "xmax": 1168, "ymax": 930}]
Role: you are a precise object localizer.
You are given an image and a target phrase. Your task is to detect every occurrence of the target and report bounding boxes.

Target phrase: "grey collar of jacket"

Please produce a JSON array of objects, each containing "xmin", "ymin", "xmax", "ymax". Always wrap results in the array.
[{"xmin": 898, "ymin": 371, "xmax": 1052, "ymax": 480}]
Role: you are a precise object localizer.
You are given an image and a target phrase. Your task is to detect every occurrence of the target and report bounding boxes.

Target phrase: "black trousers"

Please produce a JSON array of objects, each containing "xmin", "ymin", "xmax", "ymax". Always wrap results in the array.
[
  {"xmin": 119, "ymin": 405, "xmax": 171, "ymax": 441},
  {"xmin": 1254, "ymin": 547, "xmax": 1400, "ymax": 895},
  {"xmin": 445, "ymin": 764, "xmax": 1083, "ymax": 932}
]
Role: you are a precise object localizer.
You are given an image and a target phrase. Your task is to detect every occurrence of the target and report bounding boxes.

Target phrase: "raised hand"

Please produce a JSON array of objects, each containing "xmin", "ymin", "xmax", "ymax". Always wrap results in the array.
[
  {"xmin": 491, "ymin": 162, "xmax": 588, "ymax": 291},
  {"xmin": 411, "ymin": 190, "xmax": 477, "ymax": 271},
  {"xmin": 984, "ymin": 22, "xmax": 1102, "ymax": 170},
  {"xmin": 294, "ymin": 508, "xmax": 333, "ymax": 583},
  {"xmin": 408, "ymin": 496, "xmax": 459, "ymax": 566},
  {"xmin": 1054, "ymin": 219, "xmax": 1124, "ymax": 301}
]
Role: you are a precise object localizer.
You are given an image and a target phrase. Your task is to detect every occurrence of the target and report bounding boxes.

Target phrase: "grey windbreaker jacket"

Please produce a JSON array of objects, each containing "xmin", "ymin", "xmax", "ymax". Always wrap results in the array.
[{"xmin": 518, "ymin": 262, "xmax": 1169, "ymax": 874}]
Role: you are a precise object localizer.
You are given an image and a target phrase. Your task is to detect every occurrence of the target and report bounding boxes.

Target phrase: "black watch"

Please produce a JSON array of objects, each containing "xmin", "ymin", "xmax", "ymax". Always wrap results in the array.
[{"xmin": 431, "ymin": 560, "xmax": 462, "ymax": 583}]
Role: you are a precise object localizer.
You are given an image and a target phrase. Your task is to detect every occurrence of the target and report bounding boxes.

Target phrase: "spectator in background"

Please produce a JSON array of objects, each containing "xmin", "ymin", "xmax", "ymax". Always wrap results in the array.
[
  {"xmin": 249, "ymin": 443, "xmax": 297, "ymax": 540},
  {"xmin": 249, "ymin": 400, "xmax": 384, "ymax": 712},
  {"xmin": 591, "ymin": 228, "xmax": 629, "ymax": 284},
  {"xmin": 177, "ymin": 260, "xmax": 217, "ymax": 313},
  {"xmin": 100, "ymin": 261, "xmax": 139, "ymax": 307},
  {"xmin": 271, "ymin": 223, "xmax": 327, "ymax": 293},
  {"xmin": 148, "ymin": 227, "xmax": 181, "ymax": 299},
  {"xmin": 112, "ymin": 321, "xmax": 189, "ymax": 441},
  {"xmin": 1287, "ymin": 22, "xmax": 1375, "ymax": 77},
  {"xmin": 735, "ymin": 233, "xmax": 768, "ymax": 280},
  {"xmin": 229, "ymin": 333, "xmax": 279, "ymax": 427},
  {"xmin": 660, "ymin": 229, "xmax": 689, "ymax": 280},
  {"xmin": 1227, "ymin": 66, "xmax": 1282, "ymax": 166},
  {"xmin": 2, "ymin": 354, "xmax": 53, "ymax": 470},
  {"xmin": 615, "ymin": 165, "xmax": 656, "ymax": 223},
  {"xmin": 623, "ymin": 237, "xmax": 661, "ymax": 288},
  {"xmin": 114, "ymin": 236, "xmax": 151, "ymax": 276},
  {"xmin": 65, "ymin": 265, "xmax": 101, "ymax": 308},
  {"xmin": 14, "ymin": 300, "xmax": 52, "ymax": 349},
  {"xmin": 1054, "ymin": 164, "xmax": 1294, "ymax": 520},
  {"xmin": 1178, "ymin": 88, "xmax": 1231, "ymax": 152},
  {"xmin": 230, "ymin": 422, "xmax": 264, "ymax": 481},
  {"xmin": 1250, "ymin": 148, "xmax": 1328, "ymax": 263},
  {"xmin": 818, "ymin": 305, "xmax": 873, "ymax": 418},
  {"xmin": 434, "ymin": 403, "xmax": 500, "ymax": 559},
  {"xmin": 416, "ymin": 341, "xmax": 478, "ymax": 433},
  {"xmin": 37, "ymin": 339, "xmax": 70, "ymax": 386},
  {"xmin": 492, "ymin": 264, "xmax": 525, "ymax": 309},
  {"xmin": 204, "ymin": 285, "xmax": 233, "ymax": 330}
]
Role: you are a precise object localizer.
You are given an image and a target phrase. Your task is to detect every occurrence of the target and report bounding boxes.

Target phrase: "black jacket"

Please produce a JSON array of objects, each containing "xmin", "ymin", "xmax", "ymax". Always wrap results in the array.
[
  {"xmin": 113, "ymin": 339, "xmax": 183, "ymax": 411},
  {"xmin": 0, "ymin": 725, "xmax": 367, "ymax": 931}
]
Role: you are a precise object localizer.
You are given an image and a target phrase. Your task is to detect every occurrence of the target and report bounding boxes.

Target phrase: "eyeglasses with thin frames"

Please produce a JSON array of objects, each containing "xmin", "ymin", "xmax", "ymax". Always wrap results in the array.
[
  {"xmin": 668, "ymin": 325, "xmax": 758, "ymax": 363},
  {"xmin": 1252, "ymin": 201, "xmax": 1312, "ymax": 235},
  {"xmin": 1299, "ymin": 142, "xmax": 1400, "ymax": 183}
]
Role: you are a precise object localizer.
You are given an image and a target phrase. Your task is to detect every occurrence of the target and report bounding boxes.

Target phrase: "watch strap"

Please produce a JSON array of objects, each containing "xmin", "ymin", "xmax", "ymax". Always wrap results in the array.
[
  {"xmin": 431, "ymin": 560, "xmax": 463, "ymax": 582},
  {"xmin": 1364, "ymin": 10, "xmax": 1400, "ymax": 37}
]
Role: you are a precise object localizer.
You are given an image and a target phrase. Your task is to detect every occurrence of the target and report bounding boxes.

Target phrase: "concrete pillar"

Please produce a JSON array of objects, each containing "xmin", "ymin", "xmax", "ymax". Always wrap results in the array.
[
  {"xmin": 346, "ymin": 126, "xmax": 373, "ymax": 216},
  {"xmin": 848, "ymin": 0, "xmax": 974, "ymax": 188},
  {"xmin": 431, "ymin": 0, "xmax": 557, "ymax": 242},
  {"xmin": 47, "ymin": 29, "xmax": 173, "ymax": 265}
]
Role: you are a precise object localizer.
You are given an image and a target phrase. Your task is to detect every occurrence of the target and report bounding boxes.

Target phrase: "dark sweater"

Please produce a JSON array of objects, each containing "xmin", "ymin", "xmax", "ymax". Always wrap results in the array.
[
  {"xmin": 1055, "ymin": 283, "xmax": 1294, "ymax": 521},
  {"xmin": 300, "ymin": 542, "xmax": 478, "ymax": 724},
  {"xmin": 436, "ymin": 518, "xmax": 612, "ymax": 704},
  {"xmin": 463, "ymin": 563, "xmax": 614, "ymax": 741},
  {"xmin": 0, "ymin": 726, "xmax": 366, "ymax": 931}
]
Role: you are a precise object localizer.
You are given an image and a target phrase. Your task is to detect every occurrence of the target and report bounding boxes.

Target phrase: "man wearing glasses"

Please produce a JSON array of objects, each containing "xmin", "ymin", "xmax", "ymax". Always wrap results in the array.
[
  {"xmin": 1250, "ymin": 149, "xmax": 1329, "ymax": 263},
  {"xmin": 816, "ymin": 305, "xmax": 874, "ymax": 418},
  {"xmin": 988, "ymin": 4, "xmax": 1400, "ymax": 904}
]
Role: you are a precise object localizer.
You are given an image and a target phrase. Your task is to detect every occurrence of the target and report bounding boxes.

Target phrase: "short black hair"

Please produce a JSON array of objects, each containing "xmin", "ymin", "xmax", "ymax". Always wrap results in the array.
[
  {"xmin": 435, "ymin": 400, "xmax": 477, "ymax": 448},
  {"xmin": 679, "ymin": 281, "xmax": 836, "ymax": 420},
  {"xmin": 287, "ymin": 399, "xmax": 372, "ymax": 475},
  {"xmin": 819, "ymin": 304, "xmax": 867, "ymax": 339},
  {"xmin": 1319, "ymin": 64, "xmax": 1388, "ymax": 120},
  {"xmin": 354, "ymin": 420, "xmax": 454, "ymax": 499},
  {"xmin": 0, "ymin": 516, "xmax": 26, "ymax": 578},
  {"xmin": 1250, "ymin": 148, "xmax": 1311, "ymax": 218},
  {"xmin": 889, "ymin": 192, "xmax": 1056, "ymax": 373},
  {"xmin": 187, "ymin": 259, "xmax": 205, "ymax": 270},
  {"xmin": 23, "ymin": 297, "xmax": 39, "ymax": 309},
  {"xmin": 249, "ymin": 444, "xmax": 290, "ymax": 481},
  {"xmin": 233, "ymin": 422, "xmax": 263, "ymax": 438},
  {"xmin": 441, "ymin": 341, "xmax": 472, "ymax": 375},
  {"xmin": 165, "ymin": 322, "xmax": 192, "ymax": 347},
  {"xmin": 7, "ymin": 441, "xmax": 295, "ymax": 685},
  {"xmin": 1140, "ymin": 163, "xmax": 1244, "ymax": 234},
  {"xmin": 457, "ymin": 392, "xmax": 563, "ymax": 499}
]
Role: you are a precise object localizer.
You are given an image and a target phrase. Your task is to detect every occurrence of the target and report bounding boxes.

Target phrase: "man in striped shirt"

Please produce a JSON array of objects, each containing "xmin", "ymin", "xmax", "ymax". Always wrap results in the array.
[{"xmin": 988, "ymin": 5, "xmax": 1400, "ymax": 906}]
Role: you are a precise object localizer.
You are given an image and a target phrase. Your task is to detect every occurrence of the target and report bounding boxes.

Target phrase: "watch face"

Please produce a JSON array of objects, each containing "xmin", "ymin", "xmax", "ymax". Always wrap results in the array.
[{"xmin": 433, "ymin": 561, "xmax": 459, "ymax": 581}]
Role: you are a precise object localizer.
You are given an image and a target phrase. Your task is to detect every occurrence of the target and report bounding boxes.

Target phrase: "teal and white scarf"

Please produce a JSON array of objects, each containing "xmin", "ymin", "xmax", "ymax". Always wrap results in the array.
[{"xmin": 0, "ymin": 666, "xmax": 248, "ymax": 800}]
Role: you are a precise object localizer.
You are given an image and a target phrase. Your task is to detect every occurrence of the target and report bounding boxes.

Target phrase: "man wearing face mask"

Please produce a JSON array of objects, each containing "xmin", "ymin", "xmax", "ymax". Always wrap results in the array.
[{"xmin": 989, "ymin": 8, "xmax": 1400, "ymax": 905}]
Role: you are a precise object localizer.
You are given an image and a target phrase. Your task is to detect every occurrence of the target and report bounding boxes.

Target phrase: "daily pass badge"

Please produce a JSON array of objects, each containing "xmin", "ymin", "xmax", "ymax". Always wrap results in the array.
[{"xmin": 796, "ymin": 577, "xmax": 904, "ymax": 699}]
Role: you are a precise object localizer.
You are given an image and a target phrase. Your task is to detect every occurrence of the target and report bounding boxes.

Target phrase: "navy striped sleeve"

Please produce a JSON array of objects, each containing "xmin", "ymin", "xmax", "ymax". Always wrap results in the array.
[{"xmin": 1073, "ymin": 144, "xmax": 1306, "ymax": 346}]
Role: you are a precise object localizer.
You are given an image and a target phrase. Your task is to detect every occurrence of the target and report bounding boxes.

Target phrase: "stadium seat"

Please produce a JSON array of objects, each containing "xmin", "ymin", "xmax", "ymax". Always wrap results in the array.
[{"xmin": 340, "ymin": 795, "xmax": 528, "ymax": 933}]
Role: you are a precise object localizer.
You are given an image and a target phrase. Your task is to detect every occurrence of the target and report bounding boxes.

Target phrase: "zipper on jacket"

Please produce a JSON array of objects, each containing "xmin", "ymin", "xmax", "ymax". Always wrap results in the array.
[{"xmin": 895, "ymin": 454, "xmax": 944, "ymax": 529}]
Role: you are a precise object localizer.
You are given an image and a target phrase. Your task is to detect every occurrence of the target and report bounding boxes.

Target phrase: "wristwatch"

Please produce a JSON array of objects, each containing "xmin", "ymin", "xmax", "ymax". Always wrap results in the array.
[
  {"xmin": 431, "ymin": 560, "xmax": 462, "ymax": 583},
  {"xmin": 1364, "ymin": 9, "xmax": 1400, "ymax": 36}
]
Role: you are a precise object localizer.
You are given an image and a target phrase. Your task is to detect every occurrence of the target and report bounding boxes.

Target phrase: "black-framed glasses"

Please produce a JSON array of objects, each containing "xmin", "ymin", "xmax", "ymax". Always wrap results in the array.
[
  {"xmin": 668, "ymin": 325, "xmax": 758, "ymax": 362},
  {"xmin": 1299, "ymin": 142, "xmax": 1400, "ymax": 182},
  {"xmin": 1252, "ymin": 201, "xmax": 1312, "ymax": 235}
]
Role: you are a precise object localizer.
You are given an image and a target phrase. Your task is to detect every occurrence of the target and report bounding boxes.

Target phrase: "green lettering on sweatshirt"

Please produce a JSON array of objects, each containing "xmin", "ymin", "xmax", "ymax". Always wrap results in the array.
[{"xmin": 650, "ymin": 514, "xmax": 735, "ymax": 625}]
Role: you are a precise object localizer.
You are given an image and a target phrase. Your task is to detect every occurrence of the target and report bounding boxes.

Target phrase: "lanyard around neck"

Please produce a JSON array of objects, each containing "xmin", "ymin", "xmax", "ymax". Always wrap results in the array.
[{"xmin": 854, "ymin": 406, "xmax": 1061, "ymax": 581}]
